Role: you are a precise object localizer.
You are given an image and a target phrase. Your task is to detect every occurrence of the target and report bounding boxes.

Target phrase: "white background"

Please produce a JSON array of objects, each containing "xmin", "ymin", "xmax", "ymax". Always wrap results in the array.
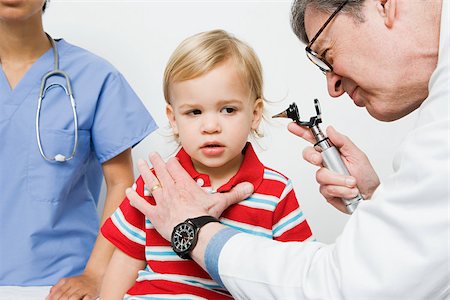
[{"xmin": 43, "ymin": 0, "xmax": 417, "ymax": 243}]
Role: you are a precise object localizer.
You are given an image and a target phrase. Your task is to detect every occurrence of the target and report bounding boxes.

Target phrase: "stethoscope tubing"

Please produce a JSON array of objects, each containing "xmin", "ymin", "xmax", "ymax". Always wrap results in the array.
[{"xmin": 35, "ymin": 34, "xmax": 78, "ymax": 163}]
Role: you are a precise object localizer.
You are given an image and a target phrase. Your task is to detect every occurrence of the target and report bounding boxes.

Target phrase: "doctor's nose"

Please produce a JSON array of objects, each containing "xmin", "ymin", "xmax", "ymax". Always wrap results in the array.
[{"xmin": 326, "ymin": 72, "xmax": 345, "ymax": 98}]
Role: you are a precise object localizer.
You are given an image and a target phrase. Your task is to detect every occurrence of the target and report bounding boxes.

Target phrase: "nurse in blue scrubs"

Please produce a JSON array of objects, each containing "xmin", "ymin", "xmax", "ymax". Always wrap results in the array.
[{"xmin": 0, "ymin": 1, "xmax": 157, "ymax": 299}]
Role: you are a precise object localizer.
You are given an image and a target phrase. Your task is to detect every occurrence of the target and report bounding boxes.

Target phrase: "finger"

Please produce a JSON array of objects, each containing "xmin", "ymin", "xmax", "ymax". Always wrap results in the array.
[
  {"xmin": 149, "ymin": 152, "xmax": 175, "ymax": 192},
  {"xmin": 211, "ymin": 182, "xmax": 254, "ymax": 217},
  {"xmin": 320, "ymin": 184, "xmax": 360, "ymax": 199},
  {"xmin": 167, "ymin": 157, "xmax": 205, "ymax": 198},
  {"xmin": 50, "ymin": 279, "xmax": 65, "ymax": 292},
  {"xmin": 326, "ymin": 197, "xmax": 349, "ymax": 214},
  {"xmin": 316, "ymin": 168, "xmax": 357, "ymax": 188},
  {"xmin": 166, "ymin": 157, "xmax": 200, "ymax": 191},
  {"xmin": 137, "ymin": 159, "xmax": 163, "ymax": 199},
  {"xmin": 326, "ymin": 126, "xmax": 358, "ymax": 154},
  {"xmin": 47, "ymin": 279, "xmax": 69, "ymax": 300},
  {"xmin": 287, "ymin": 122, "xmax": 316, "ymax": 144},
  {"xmin": 302, "ymin": 146, "xmax": 323, "ymax": 166},
  {"xmin": 55, "ymin": 285, "xmax": 77, "ymax": 300},
  {"xmin": 222, "ymin": 182, "xmax": 253, "ymax": 205},
  {"xmin": 126, "ymin": 188, "xmax": 157, "ymax": 219},
  {"xmin": 67, "ymin": 290, "xmax": 85, "ymax": 300}
]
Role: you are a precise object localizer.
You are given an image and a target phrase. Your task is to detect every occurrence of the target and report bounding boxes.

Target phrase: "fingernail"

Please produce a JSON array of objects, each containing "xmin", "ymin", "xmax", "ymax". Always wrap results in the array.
[
  {"xmin": 244, "ymin": 183, "xmax": 254, "ymax": 194},
  {"xmin": 345, "ymin": 177, "xmax": 356, "ymax": 187},
  {"xmin": 311, "ymin": 154, "xmax": 320, "ymax": 164},
  {"xmin": 348, "ymin": 188, "xmax": 359, "ymax": 197}
]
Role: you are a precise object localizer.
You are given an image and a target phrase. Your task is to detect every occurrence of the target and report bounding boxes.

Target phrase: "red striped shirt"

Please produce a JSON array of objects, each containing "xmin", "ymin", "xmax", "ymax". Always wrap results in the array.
[{"xmin": 102, "ymin": 143, "xmax": 313, "ymax": 298}]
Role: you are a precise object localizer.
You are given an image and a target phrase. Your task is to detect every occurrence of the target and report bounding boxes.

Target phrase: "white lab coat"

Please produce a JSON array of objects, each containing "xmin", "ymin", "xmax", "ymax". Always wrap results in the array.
[{"xmin": 216, "ymin": 2, "xmax": 449, "ymax": 299}]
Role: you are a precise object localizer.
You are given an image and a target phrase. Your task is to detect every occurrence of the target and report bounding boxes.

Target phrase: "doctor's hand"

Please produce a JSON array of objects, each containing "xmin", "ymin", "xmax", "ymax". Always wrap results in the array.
[
  {"xmin": 288, "ymin": 123, "xmax": 380, "ymax": 213},
  {"xmin": 46, "ymin": 272, "xmax": 100, "ymax": 300},
  {"xmin": 127, "ymin": 152, "xmax": 254, "ymax": 241}
]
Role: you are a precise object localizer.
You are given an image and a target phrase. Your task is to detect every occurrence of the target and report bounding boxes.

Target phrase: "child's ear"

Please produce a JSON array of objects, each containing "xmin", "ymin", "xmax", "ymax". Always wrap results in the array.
[
  {"xmin": 251, "ymin": 98, "xmax": 264, "ymax": 130},
  {"xmin": 166, "ymin": 104, "xmax": 179, "ymax": 135},
  {"xmin": 376, "ymin": 0, "xmax": 397, "ymax": 28}
]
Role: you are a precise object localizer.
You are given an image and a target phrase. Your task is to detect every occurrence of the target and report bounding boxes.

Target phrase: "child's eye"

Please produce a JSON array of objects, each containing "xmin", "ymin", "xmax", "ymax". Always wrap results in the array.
[
  {"xmin": 221, "ymin": 107, "xmax": 236, "ymax": 114},
  {"xmin": 187, "ymin": 109, "xmax": 202, "ymax": 115}
]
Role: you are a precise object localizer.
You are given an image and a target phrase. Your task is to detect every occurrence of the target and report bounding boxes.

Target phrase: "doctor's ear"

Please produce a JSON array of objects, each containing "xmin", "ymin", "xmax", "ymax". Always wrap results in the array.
[
  {"xmin": 166, "ymin": 104, "xmax": 179, "ymax": 135},
  {"xmin": 376, "ymin": 0, "xmax": 397, "ymax": 28}
]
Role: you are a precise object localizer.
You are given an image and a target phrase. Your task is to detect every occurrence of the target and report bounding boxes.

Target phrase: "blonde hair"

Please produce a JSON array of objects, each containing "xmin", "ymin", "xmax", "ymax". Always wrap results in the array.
[{"xmin": 163, "ymin": 29, "xmax": 264, "ymax": 104}]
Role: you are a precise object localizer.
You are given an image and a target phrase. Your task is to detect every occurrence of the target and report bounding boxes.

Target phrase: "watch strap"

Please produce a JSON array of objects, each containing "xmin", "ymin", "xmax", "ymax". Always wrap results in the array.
[{"xmin": 188, "ymin": 216, "xmax": 220, "ymax": 229}]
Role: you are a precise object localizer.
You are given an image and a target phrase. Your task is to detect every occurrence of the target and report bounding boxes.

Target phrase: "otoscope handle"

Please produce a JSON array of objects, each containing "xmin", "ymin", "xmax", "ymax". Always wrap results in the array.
[
  {"xmin": 315, "ymin": 138, "xmax": 363, "ymax": 214},
  {"xmin": 273, "ymin": 100, "xmax": 364, "ymax": 214}
]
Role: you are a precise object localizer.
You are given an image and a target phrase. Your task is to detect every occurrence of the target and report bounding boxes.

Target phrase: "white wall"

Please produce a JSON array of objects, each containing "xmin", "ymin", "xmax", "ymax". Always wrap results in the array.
[{"xmin": 44, "ymin": 0, "xmax": 417, "ymax": 243}]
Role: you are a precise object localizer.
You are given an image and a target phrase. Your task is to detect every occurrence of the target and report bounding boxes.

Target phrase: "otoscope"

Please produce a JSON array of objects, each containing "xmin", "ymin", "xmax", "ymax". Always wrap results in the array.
[{"xmin": 273, "ymin": 99, "xmax": 363, "ymax": 214}]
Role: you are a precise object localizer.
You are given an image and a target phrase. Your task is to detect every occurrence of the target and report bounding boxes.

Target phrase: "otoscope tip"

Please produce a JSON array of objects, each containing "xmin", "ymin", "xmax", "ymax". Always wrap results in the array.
[{"xmin": 272, "ymin": 110, "xmax": 288, "ymax": 119}]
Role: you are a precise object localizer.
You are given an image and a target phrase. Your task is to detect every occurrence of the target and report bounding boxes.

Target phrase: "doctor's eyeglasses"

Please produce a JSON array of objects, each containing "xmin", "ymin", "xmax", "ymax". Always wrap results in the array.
[{"xmin": 305, "ymin": 0, "xmax": 348, "ymax": 74}]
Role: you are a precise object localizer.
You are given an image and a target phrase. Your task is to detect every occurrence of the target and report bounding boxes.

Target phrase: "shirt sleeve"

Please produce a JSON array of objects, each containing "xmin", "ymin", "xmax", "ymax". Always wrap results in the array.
[
  {"xmin": 101, "ymin": 176, "xmax": 151, "ymax": 260},
  {"xmin": 272, "ymin": 179, "xmax": 313, "ymax": 242},
  {"xmin": 91, "ymin": 71, "xmax": 157, "ymax": 163}
]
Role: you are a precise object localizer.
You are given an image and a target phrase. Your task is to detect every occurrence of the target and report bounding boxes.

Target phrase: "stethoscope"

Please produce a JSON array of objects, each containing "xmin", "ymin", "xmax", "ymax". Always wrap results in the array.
[{"xmin": 36, "ymin": 34, "xmax": 78, "ymax": 163}]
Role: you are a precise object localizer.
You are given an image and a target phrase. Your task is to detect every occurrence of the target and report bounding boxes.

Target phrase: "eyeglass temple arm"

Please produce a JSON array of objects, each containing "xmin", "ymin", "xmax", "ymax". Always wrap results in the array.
[{"xmin": 307, "ymin": 0, "xmax": 349, "ymax": 46}]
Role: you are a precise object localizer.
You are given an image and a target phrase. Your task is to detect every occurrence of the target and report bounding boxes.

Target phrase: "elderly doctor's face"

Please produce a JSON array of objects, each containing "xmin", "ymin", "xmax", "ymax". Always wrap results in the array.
[{"xmin": 304, "ymin": 1, "xmax": 429, "ymax": 122}]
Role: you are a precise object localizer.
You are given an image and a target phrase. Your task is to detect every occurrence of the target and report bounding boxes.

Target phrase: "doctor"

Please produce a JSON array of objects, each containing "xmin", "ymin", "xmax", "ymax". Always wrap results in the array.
[
  {"xmin": 128, "ymin": 0, "xmax": 449, "ymax": 299},
  {"xmin": 0, "ymin": 1, "xmax": 157, "ymax": 299}
]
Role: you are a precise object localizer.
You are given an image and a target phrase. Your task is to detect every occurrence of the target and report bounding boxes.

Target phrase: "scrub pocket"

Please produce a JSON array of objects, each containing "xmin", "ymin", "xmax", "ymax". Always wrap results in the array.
[{"xmin": 27, "ymin": 128, "xmax": 91, "ymax": 203}]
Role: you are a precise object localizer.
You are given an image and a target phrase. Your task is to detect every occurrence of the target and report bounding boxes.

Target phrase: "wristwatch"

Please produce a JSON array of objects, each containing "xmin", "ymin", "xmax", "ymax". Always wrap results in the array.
[{"xmin": 171, "ymin": 216, "xmax": 220, "ymax": 259}]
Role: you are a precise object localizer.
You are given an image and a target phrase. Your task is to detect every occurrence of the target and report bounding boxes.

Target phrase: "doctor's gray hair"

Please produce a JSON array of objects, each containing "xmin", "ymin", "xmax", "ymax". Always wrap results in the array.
[
  {"xmin": 291, "ymin": 0, "xmax": 366, "ymax": 44},
  {"xmin": 163, "ymin": 29, "xmax": 263, "ymax": 104}
]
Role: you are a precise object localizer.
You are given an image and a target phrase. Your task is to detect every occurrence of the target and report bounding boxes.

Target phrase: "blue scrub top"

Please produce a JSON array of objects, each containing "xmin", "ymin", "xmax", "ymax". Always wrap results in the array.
[{"xmin": 0, "ymin": 39, "xmax": 158, "ymax": 285}]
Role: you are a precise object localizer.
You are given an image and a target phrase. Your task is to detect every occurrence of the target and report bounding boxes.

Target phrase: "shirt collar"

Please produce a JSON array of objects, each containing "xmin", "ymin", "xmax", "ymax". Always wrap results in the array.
[{"xmin": 175, "ymin": 142, "xmax": 264, "ymax": 192}]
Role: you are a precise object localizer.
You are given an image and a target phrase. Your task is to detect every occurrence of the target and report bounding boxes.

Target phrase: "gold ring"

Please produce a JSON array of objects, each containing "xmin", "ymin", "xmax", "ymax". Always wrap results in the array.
[{"xmin": 149, "ymin": 183, "xmax": 162, "ymax": 192}]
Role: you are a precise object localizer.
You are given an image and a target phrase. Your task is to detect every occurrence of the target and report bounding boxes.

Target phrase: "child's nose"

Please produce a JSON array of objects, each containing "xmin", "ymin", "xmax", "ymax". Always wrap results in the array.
[{"xmin": 201, "ymin": 114, "xmax": 221, "ymax": 134}]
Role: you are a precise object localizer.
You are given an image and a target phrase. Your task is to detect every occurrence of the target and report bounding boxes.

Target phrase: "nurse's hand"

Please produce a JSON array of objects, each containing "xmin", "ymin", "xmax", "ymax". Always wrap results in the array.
[
  {"xmin": 288, "ymin": 123, "xmax": 380, "ymax": 213},
  {"xmin": 127, "ymin": 152, "xmax": 254, "ymax": 241},
  {"xmin": 46, "ymin": 273, "xmax": 99, "ymax": 300}
]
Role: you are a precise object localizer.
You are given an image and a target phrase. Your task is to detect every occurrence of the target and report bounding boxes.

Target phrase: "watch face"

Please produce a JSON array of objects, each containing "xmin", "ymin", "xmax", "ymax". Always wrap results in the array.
[{"xmin": 172, "ymin": 222, "xmax": 196, "ymax": 253}]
